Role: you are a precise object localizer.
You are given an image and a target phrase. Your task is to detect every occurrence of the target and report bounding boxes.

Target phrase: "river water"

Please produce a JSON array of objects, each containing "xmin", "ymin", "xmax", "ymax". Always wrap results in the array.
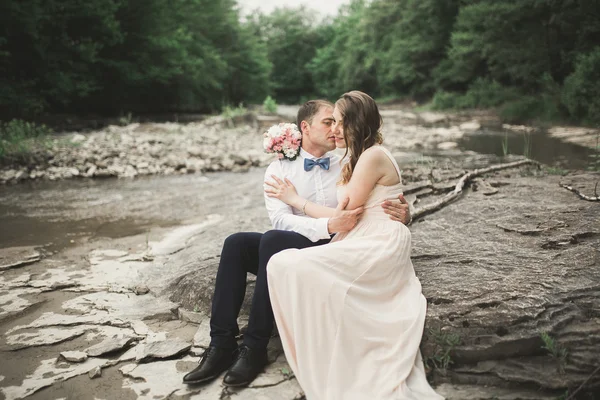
[
  {"xmin": 0, "ymin": 169, "xmax": 266, "ymax": 251},
  {"xmin": 1, "ymin": 115, "xmax": 596, "ymax": 251}
]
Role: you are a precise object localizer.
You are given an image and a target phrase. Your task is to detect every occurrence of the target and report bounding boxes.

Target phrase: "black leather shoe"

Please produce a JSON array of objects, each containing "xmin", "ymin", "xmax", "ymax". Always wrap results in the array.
[
  {"xmin": 222, "ymin": 345, "xmax": 268, "ymax": 387},
  {"xmin": 182, "ymin": 346, "xmax": 236, "ymax": 384}
]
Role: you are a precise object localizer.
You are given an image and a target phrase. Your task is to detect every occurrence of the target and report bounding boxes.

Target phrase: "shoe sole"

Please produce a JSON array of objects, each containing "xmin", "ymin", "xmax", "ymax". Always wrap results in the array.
[
  {"xmin": 222, "ymin": 380, "xmax": 251, "ymax": 388},
  {"xmin": 183, "ymin": 373, "xmax": 222, "ymax": 385}
]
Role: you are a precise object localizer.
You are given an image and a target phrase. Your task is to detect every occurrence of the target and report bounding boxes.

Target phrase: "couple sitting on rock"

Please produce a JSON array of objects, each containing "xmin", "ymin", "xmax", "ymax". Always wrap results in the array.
[{"xmin": 183, "ymin": 92, "xmax": 443, "ymax": 399}]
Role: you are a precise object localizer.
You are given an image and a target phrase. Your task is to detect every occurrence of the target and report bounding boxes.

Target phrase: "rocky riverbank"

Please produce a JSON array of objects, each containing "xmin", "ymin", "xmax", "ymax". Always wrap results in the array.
[
  {"xmin": 0, "ymin": 108, "xmax": 494, "ymax": 185},
  {"xmin": 2, "ymin": 106, "xmax": 598, "ymax": 185},
  {"xmin": 0, "ymin": 114, "xmax": 274, "ymax": 185},
  {"xmin": 1, "ymin": 106, "xmax": 599, "ymax": 399}
]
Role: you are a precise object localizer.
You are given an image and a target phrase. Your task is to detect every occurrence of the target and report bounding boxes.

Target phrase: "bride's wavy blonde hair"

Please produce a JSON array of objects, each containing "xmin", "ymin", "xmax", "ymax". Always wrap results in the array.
[{"xmin": 337, "ymin": 91, "xmax": 383, "ymax": 185}]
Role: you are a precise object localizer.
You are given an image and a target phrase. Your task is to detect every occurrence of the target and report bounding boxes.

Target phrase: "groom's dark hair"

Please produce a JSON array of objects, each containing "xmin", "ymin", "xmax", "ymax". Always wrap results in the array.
[{"xmin": 296, "ymin": 100, "xmax": 334, "ymax": 133}]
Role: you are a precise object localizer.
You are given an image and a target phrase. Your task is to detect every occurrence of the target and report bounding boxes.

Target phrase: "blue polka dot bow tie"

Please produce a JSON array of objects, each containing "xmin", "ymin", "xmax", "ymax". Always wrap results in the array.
[{"xmin": 304, "ymin": 157, "xmax": 330, "ymax": 171}]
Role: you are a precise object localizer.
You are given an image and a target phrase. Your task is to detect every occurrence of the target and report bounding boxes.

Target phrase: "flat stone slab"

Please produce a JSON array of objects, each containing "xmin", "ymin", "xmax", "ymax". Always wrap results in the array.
[
  {"xmin": 436, "ymin": 383, "xmax": 557, "ymax": 400},
  {"xmin": 0, "ymin": 357, "xmax": 115, "ymax": 400},
  {"xmin": 136, "ymin": 339, "xmax": 192, "ymax": 362},
  {"xmin": 6, "ymin": 326, "xmax": 88, "ymax": 349},
  {"xmin": 86, "ymin": 335, "xmax": 136, "ymax": 357},
  {"xmin": 59, "ymin": 351, "xmax": 88, "ymax": 363},
  {"xmin": 120, "ymin": 358, "xmax": 202, "ymax": 399},
  {"xmin": 0, "ymin": 286, "xmax": 43, "ymax": 323},
  {"xmin": 192, "ymin": 318, "xmax": 211, "ymax": 349},
  {"xmin": 0, "ymin": 246, "xmax": 41, "ymax": 271},
  {"xmin": 88, "ymin": 366, "xmax": 102, "ymax": 379}
]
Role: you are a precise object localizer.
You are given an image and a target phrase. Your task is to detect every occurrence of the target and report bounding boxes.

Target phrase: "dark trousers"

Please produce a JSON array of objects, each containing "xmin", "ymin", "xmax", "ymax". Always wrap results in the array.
[{"xmin": 209, "ymin": 230, "xmax": 331, "ymax": 350}]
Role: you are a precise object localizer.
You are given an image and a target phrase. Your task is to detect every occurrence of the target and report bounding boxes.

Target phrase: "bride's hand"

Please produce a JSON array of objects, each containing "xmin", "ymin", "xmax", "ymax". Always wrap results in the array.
[{"xmin": 265, "ymin": 175, "xmax": 301, "ymax": 206}]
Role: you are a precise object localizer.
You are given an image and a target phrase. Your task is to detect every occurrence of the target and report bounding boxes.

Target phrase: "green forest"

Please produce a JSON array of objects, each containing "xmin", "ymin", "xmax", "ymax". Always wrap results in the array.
[{"xmin": 1, "ymin": 0, "xmax": 599, "ymax": 124}]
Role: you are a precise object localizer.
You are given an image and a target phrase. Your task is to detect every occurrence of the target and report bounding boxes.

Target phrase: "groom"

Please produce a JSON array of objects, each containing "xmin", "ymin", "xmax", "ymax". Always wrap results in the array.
[{"xmin": 183, "ymin": 100, "xmax": 411, "ymax": 387}]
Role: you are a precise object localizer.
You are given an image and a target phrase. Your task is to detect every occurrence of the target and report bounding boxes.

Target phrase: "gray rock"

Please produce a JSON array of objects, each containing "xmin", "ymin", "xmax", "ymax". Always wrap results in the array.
[
  {"xmin": 133, "ymin": 285, "xmax": 150, "ymax": 295},
  {"xmin": 71, "ymin": 133, "xmax": 86, "ymax": 143},
  {"xmin": 14, "ymin": 170, "xmax": 26, "ymax": 182},
  {"xmin": 59, "ymin": 351, "xmax": 88, "ymax": 363},
  {"xmin": 459, "ymin": 121, "xmax": 481, "ymax": 131},
  {"xmin": 108, "ymin": 165, "xmax": 124, "ymax": 175},
  {"xmin": 94, "ymin": 168, "xmax": 115, "ymax": 178},
  {"xmin": 192, "ymin": 319, "xmax": 211, "ymax": 349},
  {"xmin": 88, "ymin": 366, "xmax": 102, "ymax": 379},
  {"xmin": 420, "ymin": 112, "xmax": 447, "ymax": 124},
  {"xmin": 0, "ymin": 247, "xmax": 42, "ymax": 271},
  {"xmin": 86, "ymin": 336, "xmax": 136, "ymax": 357},
  {"xmin": 136, "ymin": 340, "xmax": 192, "ymax": 363},
  {"xmin": 166, "ymin": 168, "xmax": 600, "ymax": 393},
  {"xmin": 187, "ymin": 146, "xmax": 204, "ymax": 157},
  {"xmin": 5, "ymin": 169, "xmax": 17, "ymax": 181},
  {"xmin": 437, "ymin": 141, "xmax": 458, "ymax": 150},
  {"xmin": 178, "ymin": 308, "xmax": 205, "ymax": 324},
  {"xmin": 86, "ymin": 165, "xmax": 97, "ymax": 177}
]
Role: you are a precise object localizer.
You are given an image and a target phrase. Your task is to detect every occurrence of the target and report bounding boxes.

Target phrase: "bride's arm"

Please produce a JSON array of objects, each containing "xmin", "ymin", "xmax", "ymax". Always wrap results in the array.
[
  {"xmin": 343, "ymin": 148, "xmax": 388, "ymax": 210},
  {"xmin": 265, "ymin": 175, "xmax": 336, "ymax": 218},
  {"xmin": 265, "ymin": 148, "xmax": 387, "ymax": 217},
  {"xmin": 301, "ymin": 148, "xmax": 388, "ymax": 214}
]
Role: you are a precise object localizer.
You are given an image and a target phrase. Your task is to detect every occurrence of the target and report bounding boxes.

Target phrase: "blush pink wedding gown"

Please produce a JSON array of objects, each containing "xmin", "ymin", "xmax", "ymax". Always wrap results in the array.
[{"xmin": 267, "ymin": 146, "xmax": 444, "ymax": 400}]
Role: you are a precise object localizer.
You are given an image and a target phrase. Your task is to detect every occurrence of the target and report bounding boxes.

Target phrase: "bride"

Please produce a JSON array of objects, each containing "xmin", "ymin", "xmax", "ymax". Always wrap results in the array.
[{"xmin": 264, "ymin": 91, "xmax": 444, "ymax": 400}]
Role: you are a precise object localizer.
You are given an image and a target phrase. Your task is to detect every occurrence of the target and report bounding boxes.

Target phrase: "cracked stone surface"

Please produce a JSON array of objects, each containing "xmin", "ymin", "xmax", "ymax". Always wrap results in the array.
[
  {"xmin": 167, "ymin": 166, "xmax": 599, "ymax": 394},
  {"xmin": 6, "ymin": 326, "xmax": 89, "ymax": 349},
  {"xmin": 59, "ymin": 351, "xmax": 88, "ymax": 363},
  {"xmin": 0, "ymin": 108, "xmax": 598, "ymax": 399},
  {"xmin": 192, "ymin": 318, "xmax": 211, "ymax": 349},
  {"xmin": 135, "ymin": 339, "xmax": 192, "ymax": 362},
  {"xmin": 0, "ymin": 286, "xmax": 43, "ymax": 323},
  {"xmin": 86, "ymin": 335, "xmax": 137, "ymax": 357},
  {"xmin": 0, "ymin": 247, "xmax": 41, "ymax": 271},
  {"xmin": 0, "ymin": 357, "xmax": 115, "ymax": 400},
  {"xmin": 88, "ymin": 366, "xmax": 102, "ymax": 379},
  {"xmin": 435, "ymin": 383, "xmax": 558, "ymax": 400},
  {"xmin": 120, "ymin": 358, "xmax": 202, "ymax": 399}
]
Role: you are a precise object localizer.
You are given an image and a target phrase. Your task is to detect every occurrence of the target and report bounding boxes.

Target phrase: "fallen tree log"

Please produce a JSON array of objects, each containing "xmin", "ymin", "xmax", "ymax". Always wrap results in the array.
[{"xmin": 413, "ymin": 159, "xmax": 539, "ymax": 220}]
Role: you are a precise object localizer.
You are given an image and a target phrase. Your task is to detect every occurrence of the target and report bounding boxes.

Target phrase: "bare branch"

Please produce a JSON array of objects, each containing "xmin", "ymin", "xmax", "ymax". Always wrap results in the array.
[
  {"xmin": 560, "ymin": 182, "xmax": 600, "ymax": 202},
  {"xmin": 413, "ymin": 159, "xmax": 539, "ymax": 220}
]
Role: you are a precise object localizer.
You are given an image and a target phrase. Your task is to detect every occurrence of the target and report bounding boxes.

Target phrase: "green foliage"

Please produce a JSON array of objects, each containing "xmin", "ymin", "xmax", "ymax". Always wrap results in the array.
[
  {"xmin": 375, "ymin": 0, "xmax": 460, "ymax": 98},
  {"xmin": 545, "ymin": 166, "xmax": 569, "ymax": 176},
  {"xmin": 221, "ymin": 104, "xmax": 248, "ymax": 120},
  {"xmin": 0, "ymin": 120, "xmax": 53, "ymax": 162},
  {"xmin": 248, "ymin": 6, "xmax": 328, "ymax": 104},
  {"xmin": 0, "ymin": 0, "xmax": 271, "ymax": 116},
  {"xmin": 501, "ymin": 133, "xmax": 509, "ymax": 157},
  {"xmin": 431, "ymin": 79, "xmax": 520, "ymax": 110},
  {"xmin": 562, "ymin": 48, "xmax": 600, "ymax": 125},
  {"xmin": 118, "ymin": 112, "xmax": 133, "ymax": 126},
  {"xmin": 540, "ymin": 331, "xmax": 568, "ymax": 373},
  {"xmin": 1, "ymin": 0, "xmax": 599, "ymax": 124},
  {"xmin": 424, "ymin": 327, "xmax": 461, "ymax": 374},
  {"xmin": 263, "ymin": 96, "xmax": 278, "ymax": 114}
]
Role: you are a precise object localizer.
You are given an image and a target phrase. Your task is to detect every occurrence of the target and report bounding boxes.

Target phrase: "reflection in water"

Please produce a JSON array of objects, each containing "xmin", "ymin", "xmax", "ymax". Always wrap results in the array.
[
  {"xmin": 458, "ymin": 129, "xmax": 595, "ymax": 170},
  {"xmin": 0, "ymin": 170, "xmax": 263, "ymax": 251},
  {"xmin": 0, "ymin": 211, "xmax": 168, "ymax": 252}
]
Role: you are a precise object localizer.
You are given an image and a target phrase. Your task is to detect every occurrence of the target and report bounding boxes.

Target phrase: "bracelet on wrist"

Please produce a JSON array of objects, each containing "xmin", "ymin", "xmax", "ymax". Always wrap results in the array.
[{"xmin": 301, "ymin": 199, "xmax": 308, "ymax": 214}]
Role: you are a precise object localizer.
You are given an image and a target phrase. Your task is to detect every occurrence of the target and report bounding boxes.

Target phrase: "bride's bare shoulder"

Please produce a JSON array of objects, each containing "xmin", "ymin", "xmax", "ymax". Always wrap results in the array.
[{"xmin": 359, "ymin": 145, "xmax": 388, "ymax": 164}]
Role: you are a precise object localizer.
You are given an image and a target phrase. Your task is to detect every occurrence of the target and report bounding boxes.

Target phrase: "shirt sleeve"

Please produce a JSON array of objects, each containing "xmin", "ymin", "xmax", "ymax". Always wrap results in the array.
[{"xmin": 264, "ymin": 161, "xmax": 331, "ymax": 242}]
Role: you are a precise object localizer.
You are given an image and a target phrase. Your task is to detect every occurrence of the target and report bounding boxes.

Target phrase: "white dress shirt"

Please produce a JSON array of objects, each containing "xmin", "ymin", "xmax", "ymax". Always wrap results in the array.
[{"xmin": 264, "ymin": 148, "xmax": 342, "ymax": 242}]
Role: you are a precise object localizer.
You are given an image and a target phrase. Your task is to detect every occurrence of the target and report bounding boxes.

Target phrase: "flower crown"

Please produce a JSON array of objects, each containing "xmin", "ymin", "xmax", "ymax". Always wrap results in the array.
[{"xmin": 263, "ymin": 122, "xmax": 302, "ymax": 161}]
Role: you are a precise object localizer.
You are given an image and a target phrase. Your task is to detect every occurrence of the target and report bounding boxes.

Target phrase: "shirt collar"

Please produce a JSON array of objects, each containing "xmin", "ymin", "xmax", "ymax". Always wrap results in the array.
[{"xmin": 300, "ymin": 148, "xmax": 337, "ymax": 161}]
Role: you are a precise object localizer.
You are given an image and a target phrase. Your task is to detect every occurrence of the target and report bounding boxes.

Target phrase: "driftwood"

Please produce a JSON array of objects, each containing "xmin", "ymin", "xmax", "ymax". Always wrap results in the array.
[
  {"xmin": 567, "ymin": 364, "xmax": 600, "ymax": 400},
  {"xmin": 413, "ymin": 159, "xmax": 538, "ymax": 220},
  {"xmin": 560, "ymin": 181, "xmax": 600, "ymax": 202}
]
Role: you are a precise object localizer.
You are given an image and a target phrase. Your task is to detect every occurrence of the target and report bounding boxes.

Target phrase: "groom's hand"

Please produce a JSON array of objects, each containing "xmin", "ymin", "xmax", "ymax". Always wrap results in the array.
[
  {"xmin": 327, "ymin": 197, "xmax": 364, "ymax": 234},
  {"xmin": 382, "ymin": 194, "xmax": 411, "ymax": 225}
]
